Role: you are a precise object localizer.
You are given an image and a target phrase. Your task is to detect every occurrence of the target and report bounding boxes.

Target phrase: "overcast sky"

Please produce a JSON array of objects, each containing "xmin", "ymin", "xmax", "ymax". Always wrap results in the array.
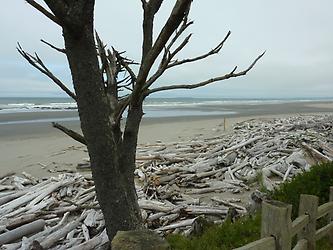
[{"xmin": 0, "ymin": 0, "xmax": 332, "ymax": 98}]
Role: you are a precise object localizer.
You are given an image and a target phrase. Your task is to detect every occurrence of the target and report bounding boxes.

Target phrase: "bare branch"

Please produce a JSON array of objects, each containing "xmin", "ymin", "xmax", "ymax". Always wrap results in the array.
[
  {"xmin": 113, "ymin": 49, "xmax": 137, "ymax": 84},
  {"xmin": 43, "ymin": 1, "xmax": 95, "ymax": 35},
  {"xmin": 147, "ymin": 51, "xmax": 265, "ymax": 96},
  {"xmin": 156, "ymin": 15, "xmax": 192, "ymax": 73},
  {"xmin": 26, "ymin": 0, "xmax": 61, "ymax": 26},
  {"xmin": 96, "ymin": 32, "xmax": 117, "ymax": 98},
  {"xmin": 144, "ymin": 34, "xmax": 192, "ymax": 89},
  {"xmin": 149, "ymin": 0, "xmax": 164, "ymax": 15},
  {"xmin": 117, "ymin": 76, "xmax": 131, "ymax": 86},
  {"xmin": 123, "ymin": 86, "xmax": 133, "ymax": 92},
  {"xmin": 115, "ymin": 98, "xmax": 130, "ymax": 124},
  {"xmin": 52, "ymin": 122, "xmax": 86, "ymax": 145},
  {"xmin": 17, "ymin": 43, "xmax": 77, "ymax": 100},
  {"xmin": 167, "ymin": 30, "xmax": 231, "ymax": 69},
  {"xmin": 144, "ymin": 31, "xmax": 231, "ymax": 91},
  {"xmin": 149, "ymin": 0, "xmax": 192, "ymax": 60},
  {"xmin": 136, "ymin": 0, "xmax": 193, "ymax": 91},
  {"xmin": 140, "ymin": 0, "xmax": 147, "ymax": 8},
  {"xmin": 169, "ymin": 33, "xmax": 192, "ymax": 61},
  {"xmin": 143, "ymin": 17, "xmax": 193, "ymax": 89},
  {"xmin": 40, "ymin": 39, "xmax": 66, "ymax": 54},
  {"xmin": 141, "ymin": 0, "xmax": 164, "ymax": 60},
  {"xmin": 166, "ymin": 18, "xmax": 194, "ymax": 53}
]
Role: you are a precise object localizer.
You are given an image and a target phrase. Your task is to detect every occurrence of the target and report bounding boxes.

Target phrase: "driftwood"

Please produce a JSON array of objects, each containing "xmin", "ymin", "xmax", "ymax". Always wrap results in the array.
[
  {"xmin": 0, "ymin": 219, "xmax": 45, "ymax": 245},
  {"xmin": 302, "ymin": 142, "xmax": 332, "ymax": 163},
  {"xmin": 40, "ymin": 214, "xmax": 86, "ymax": 249},
  {"xmin": 155, "ymin": 218, "xmax": 198, "ymax": 231},
  {"xmin": 3, "ymin": 214, "xmax": 38, "ymax": 230},
  {"xmin": 0, "ymin": 114, "xmax": 332, "ymax": 249},
  {"xmin": 68, "ymin": 229, "xmax": 108, "ymax": 250},
  {"xmin": 211, "ymin": 197, "xmax": 247, "ymax": 212}
]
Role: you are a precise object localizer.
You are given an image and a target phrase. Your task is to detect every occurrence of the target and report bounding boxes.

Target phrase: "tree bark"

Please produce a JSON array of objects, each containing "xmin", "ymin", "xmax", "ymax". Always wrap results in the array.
[{"xmin": 60, "ymin": 5, "xmax": 142, "ymax": 240}]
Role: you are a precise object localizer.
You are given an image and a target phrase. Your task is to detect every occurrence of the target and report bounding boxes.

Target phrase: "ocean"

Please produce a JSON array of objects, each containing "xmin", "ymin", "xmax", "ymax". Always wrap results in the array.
[{"xmin": 0, "ymin": 97, "xmax": 332, "ymax": 125}]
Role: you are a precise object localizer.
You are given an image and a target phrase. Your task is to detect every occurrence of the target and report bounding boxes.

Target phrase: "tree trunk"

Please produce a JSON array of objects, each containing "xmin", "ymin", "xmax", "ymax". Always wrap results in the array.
[{"xmin": 62, "ymin": 17, "xmax": 142, "ymax": 241}]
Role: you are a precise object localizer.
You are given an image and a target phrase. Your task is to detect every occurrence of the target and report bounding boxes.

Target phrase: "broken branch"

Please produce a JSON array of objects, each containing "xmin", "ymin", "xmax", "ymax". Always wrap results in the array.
[
  {"xmin": 52, "ymin": 122, "xmax": 86, "ymax": 145},
  {"xmin": 26, "ymin": 0, "xmax": 61, "ymax": 26},
  {"xmin": 40, "ymin": 39, "xmax": 66, "ymax": 54}
]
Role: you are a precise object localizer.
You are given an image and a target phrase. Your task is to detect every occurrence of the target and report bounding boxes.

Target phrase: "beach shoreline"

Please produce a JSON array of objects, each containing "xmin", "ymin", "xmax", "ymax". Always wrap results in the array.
[
  {"xmin": 1, "ymin": 100, "xmax": 333, "ymax": 177},
  {"xmin": 1, "ymin": 100, "xmax": 333, "ymax": 137}
]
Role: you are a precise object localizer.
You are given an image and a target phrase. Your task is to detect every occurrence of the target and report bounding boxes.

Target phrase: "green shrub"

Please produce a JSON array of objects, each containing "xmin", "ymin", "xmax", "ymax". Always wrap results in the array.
[
  {"xmin": 270, "ymin": 161, "xmax": 333, "ymax": 218},
  {"xmin": 270, "ymin": 161, "xmax": 333, "ymax": 249},
  {"xmin": 167, "ymin": 214, "xmax": 261, "ymax": 250}
]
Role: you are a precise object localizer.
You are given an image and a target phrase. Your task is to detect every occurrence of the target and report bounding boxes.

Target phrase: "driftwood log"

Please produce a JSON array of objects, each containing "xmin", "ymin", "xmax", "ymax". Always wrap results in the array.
[{"xmin": 0, "ymin": 219, "xmax": 45, "ymax": 245}]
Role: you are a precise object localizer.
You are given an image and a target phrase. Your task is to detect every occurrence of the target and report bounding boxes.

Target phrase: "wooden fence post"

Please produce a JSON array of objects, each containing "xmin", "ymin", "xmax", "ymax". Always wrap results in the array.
[
  {"xmin": 298, "ymin": 194, "xmax": 319, "ymax": 250},
  {"xmin": 261, "ymin": 200, "xmax": 292, "ymax": 250},
  {"xmin": 223, "ymin": 117, "xmax": 226, "ymax": 132},
  {"xmin": 329, "ymin": 187, "xmax": 333, "ymax": 246}
]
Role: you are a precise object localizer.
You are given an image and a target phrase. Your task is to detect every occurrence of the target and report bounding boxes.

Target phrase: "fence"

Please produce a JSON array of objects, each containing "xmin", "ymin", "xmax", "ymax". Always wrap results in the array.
[{"xmin": 234, "ymin": 187, "xmax": 333, "ymax": 250}]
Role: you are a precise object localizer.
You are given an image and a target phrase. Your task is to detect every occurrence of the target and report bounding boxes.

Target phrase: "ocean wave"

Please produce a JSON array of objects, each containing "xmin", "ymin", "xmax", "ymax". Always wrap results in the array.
[
  {"xmin": 0, "ymin": 97, "xmax": 332, "ymax": 114},
  {"xmin": 143, "ymin": 99, "xmax": 324, "ymax": 108},
  {"xmin": 0, "ymin": 102, "xmax": 78, "ymax": 113}
]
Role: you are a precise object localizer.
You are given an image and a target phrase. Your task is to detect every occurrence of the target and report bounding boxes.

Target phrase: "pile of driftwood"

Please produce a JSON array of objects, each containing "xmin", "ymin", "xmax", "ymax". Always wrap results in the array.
[
  {"xmin": 0, "ymin": 173, "xmax": 107, "ymax": 249},
  {"xmin": 136, "ymin": 114, "xmax": 333, "ymax": 193},
  {"xmin": 0, "ymin": 114, "xmax": 332, "ymax": 249},
  {"xmin": 0, "ymin": 172, "xmax": 232, "ymax": 249}
]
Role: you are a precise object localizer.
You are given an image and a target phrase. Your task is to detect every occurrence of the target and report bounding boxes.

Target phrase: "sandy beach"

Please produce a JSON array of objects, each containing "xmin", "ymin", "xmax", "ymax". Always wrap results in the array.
[{"xmin": 1, "ymin": 101, "xmax": 333, "ymax": 178}]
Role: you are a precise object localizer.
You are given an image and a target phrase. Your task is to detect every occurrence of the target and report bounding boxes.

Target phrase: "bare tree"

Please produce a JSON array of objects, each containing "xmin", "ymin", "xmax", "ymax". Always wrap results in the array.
[{"xmin": 19, "ymin": 0, "xmax": 264, "ymax": 240}]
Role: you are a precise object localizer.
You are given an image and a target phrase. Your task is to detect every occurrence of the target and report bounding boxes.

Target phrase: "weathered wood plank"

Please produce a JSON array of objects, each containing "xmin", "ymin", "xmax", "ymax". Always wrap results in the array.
[
  {"xmin": 261, "ymin": 200, "xmax": 292, "ymax": 250},
  {"xmin": 291, "ymin": 214, "xmax": 309, "ymax": 237},
  {"xmin": 293, "ymin": 239, "xmax": 308, "ymax": 250},
  {"xmin": 317, "ymin": 201, "xmax": 333, "ymax": 219},
  {"xmin": 328, "ymin": 186, "xmax": 333, "ymax": 245},
  {"xmin": 315, "ymin": 221, "xmax": 333, "ymax": 241},
  {"xmin": 297, "ymin": 194, "xmax": 318, "ymax": 250},
  {"xmin": 233, "ymin": 236, "xmax": 275, "ymax": 250}
]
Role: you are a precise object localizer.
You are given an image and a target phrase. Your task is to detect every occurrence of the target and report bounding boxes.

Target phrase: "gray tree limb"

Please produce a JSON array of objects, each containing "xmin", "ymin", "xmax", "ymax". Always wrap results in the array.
[
  {"xmin": 25, "ymin": 0, "xmax": 61, "ymax": 26},
  {"xmin": 96, "ymin": 32, "xmax": 118, "ymax": 101},
  {"xmin": 17, "ymin": 44, "xmax": 76, "ymax": 100},
  {"xmin": 40, "ymin": 39, "xmax": 66, "ymax": 54},
  {"xmin": 167, "ymin": 30, "xmax": 231, "ymax": 69},
  {"xmin": 141, "ymin": 0, "xmax": 164, "ymax": 60},
  {"xmin": 147, "ymin": 51, "xmax": 265, "ymax": 95},
  {"xmin": 144, "ymin": 17, "xmax": 194, "ymax": 88},
  {"xmin": 52, "ymin": 122, "xmax": 86, "ymax": 145},
  {"xmin": 135, "ymin": 0, "xmax": 192, "ymax": 93}
]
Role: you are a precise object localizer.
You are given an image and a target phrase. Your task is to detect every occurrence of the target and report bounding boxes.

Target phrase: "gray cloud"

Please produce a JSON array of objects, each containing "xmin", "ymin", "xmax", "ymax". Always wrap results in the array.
[{"xmin": 0, "ymin": 0, "xmax": 332, "ymax": 98}]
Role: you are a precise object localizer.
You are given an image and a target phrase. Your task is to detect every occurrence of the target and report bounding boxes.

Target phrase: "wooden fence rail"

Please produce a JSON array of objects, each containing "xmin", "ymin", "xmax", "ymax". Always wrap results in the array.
[{"xmin": 234, "ymin": 187, "xmax": 333, "ymax": 250}]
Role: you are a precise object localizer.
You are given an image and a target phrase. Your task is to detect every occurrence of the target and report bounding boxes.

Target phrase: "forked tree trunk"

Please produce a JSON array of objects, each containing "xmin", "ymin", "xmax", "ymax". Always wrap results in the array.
[
  {"xmin": 62, "ymin": 19, "xmax": 142, "ymax": 240},
  {"xmin": 22, "ymin": 0, "xmax": 263, "ymax": 243}
]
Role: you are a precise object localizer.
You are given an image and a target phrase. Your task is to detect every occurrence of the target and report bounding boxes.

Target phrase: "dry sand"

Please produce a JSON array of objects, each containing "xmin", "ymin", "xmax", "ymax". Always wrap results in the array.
[
  {"xmin": 0, "ymin": 116, "xmax": 230, "ymax": 177},
  {"xmin": 1, "ymin": 101, "xmax": 333, "ymax": 178}
]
